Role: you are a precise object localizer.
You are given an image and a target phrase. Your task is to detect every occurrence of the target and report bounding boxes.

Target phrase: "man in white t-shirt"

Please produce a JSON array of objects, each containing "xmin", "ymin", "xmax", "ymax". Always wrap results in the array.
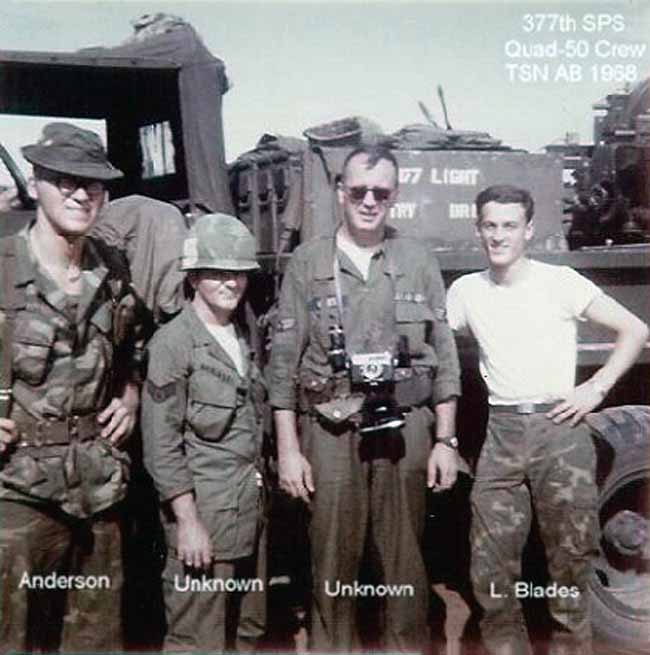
[{"xmin": 446, "ymin": 185, "xmax": 648, "ymax": 655}]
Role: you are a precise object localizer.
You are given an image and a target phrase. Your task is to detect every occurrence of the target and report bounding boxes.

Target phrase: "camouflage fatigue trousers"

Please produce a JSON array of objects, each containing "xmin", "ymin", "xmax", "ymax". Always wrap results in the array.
[
  {"xmin": 0, "ymin": 499, "xmax": 123, "ymax": 652},
  {"xmin": 470, "ymin": 411, "xmax": 599, "ymax": 655}
]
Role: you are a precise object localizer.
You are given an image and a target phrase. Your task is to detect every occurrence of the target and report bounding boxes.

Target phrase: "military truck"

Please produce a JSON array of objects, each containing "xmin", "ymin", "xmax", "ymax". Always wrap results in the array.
[
  {"xmin": 230, "ymin": 90, "xmax": 650, "ymax": 655},
  {"xmin": 1, "ymin": 19, "xmax": 648, "ymax": 654}
]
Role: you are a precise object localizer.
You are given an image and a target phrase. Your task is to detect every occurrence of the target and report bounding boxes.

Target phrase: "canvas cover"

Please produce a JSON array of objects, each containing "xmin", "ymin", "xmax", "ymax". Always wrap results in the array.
[
  {"xmin": 0, "ymin": 23, "xmax": 233, "ymax": 213},
  {"xmin": 80, "ymin": 24, "xmax": 232, "ymax": 213}
]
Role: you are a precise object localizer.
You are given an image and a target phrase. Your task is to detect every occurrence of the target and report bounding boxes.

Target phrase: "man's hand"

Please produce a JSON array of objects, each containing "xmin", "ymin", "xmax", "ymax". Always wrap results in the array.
[
  {"xmin": 546, "ymin": 380, "xmax": 605, "ymax": 427},
  {"xmin": 427, "ymin": 443, "xmax": 459, "ymax": 493},
  {"xmin": 177, "ymin": 515, "xmax": 213, "ymax": 569},
  {"xmin": 98, "ymin": 382, "xmax": 140, "ymax": 445},
  {"xmin": 278, "ymin": 450, "xmax": 314, "ymax": 504},
  {"xmin": 274, "ymin": 408, "xmax": 315, "ymax": 504},
  {"xmin": 0, "ymin": 418, "xmax": 18, "ymax": 456}
]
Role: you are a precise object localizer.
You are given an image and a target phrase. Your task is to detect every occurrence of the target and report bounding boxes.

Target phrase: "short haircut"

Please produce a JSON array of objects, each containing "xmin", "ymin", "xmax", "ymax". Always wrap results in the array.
[
  {"xmin": 475, "ymin": 185, "xmax": 535, "ymax": 223},
  {"xmin": 341, "ymin": 145, "xmax": 399, "ymax": 185}
]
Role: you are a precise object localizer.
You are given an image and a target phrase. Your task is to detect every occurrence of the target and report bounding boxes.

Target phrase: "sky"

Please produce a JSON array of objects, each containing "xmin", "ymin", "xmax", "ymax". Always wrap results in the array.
[{"xmin": 1, "ymin": 0, "xmax": 650, "ymax": 184}]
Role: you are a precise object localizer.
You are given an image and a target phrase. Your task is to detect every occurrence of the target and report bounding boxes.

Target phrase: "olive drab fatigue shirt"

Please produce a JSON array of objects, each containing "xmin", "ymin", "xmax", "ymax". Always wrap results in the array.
[
  {"xmin": 0, "ymin": 226, "xmax": 140, "ymax": 517},
  {"xmin": 269, "ymin": 232, "xmax": 460, "ymax": 411},
  {"xmin": 142, "ymin": 305, "xmax": 266, "ymax": 560}
]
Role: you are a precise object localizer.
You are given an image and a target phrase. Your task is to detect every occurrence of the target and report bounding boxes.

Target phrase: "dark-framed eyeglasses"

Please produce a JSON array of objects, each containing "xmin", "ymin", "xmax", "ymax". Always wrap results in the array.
[
  {"xmin": 343, "ymin": 185, "xmax": 394, "ymax": 204},
  {"xmin": 56, "ymin": 176, "xmax": 105, "ymax": 198},
  {"xmin": 36, "ymin": 169, "xmax": 105, "ymax": 198}
]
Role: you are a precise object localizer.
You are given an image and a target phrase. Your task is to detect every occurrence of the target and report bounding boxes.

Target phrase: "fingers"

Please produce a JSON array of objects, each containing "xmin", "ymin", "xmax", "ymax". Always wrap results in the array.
[
  {"xmin": 303, "ymin": 460, "xmax": 315, "ymax": 494},
  {"xmin": 98, "ymin": 399, "xmax": 135, "ymax": 443},
  {"xmin": 440, "ymin": 465, "xmax": 457, "ymax": 490},
  {"xmin": 281, "ymin": 477, "xmax": 311, "ymax": 505},
  {"xmin": 179, "ymin": 546, "xmax": 212, "ymax": 569},
  {"xmin": 0, "ymin": 419, "xmax": 18, "ymax": 454},
  {"xmin": 546, "ymin": 400, "xmax": 586, "ymax": 427},
  {"xmin": 428, "ymin": 446, "xmax": 459, "ymax": 493},
  {"xmin": 278, "ymin": 455, "xmax": 314, "ymax": 504}
]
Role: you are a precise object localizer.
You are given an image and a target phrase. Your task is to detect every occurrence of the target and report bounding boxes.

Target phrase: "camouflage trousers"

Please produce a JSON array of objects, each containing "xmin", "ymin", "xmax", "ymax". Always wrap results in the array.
[
  {"xmin": 470, "ymin": 411, "xmax": 599, "ymax": 655},
  {"xmin": 0, "ymin": 499, "xmax": 123, "ymax": 652}
]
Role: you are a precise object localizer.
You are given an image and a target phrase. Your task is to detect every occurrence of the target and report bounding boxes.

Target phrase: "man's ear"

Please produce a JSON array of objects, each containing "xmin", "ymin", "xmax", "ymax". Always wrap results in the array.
[
  {"xmin": 335, "ymin": 178, "xmax": 345, "ymax": 207},
  {"xmin": 525, "ymin": 220, "xmax": 535, "ymax": 242}
]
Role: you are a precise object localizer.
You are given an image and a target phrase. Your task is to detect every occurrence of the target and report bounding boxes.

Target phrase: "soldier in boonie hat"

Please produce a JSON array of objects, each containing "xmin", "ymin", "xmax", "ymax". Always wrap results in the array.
[
  {"xmin": 0, "ymin": 123, "xmax": 143, "ymax": 651},
  {"xmin": 22, "ymin": 122, "xmax": 123, "ymax": 180}
]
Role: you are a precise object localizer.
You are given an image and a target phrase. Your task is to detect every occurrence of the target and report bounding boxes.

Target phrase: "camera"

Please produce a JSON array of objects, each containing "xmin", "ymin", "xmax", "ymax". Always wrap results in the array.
[
  {"xmin": 350, "ymin": 352, "xmax": 394, "ymax": 385},
  {"xmin": 349, "ymin": 352, "xmax": 405, "ymax": 434},
  {"xmin": 326, "ymin": 326, "xmax": 408, "ymax": 433}
]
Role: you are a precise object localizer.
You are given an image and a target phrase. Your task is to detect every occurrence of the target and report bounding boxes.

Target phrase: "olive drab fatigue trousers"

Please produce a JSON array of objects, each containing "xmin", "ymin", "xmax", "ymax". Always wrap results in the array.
[
  {"xmin": 470, "ymin": 412, "xmax": 599, "ymax": 655},
  {"xmin": 300, "ymin": 405, "xmax": 433, "ymax": 653},
  {"xmin": 0, "ymin": 500, "xmax": 123, "ymax": 652},
  {"xmin": 161, "ymin": 525, "xmax": 267, "ymax": 652}
]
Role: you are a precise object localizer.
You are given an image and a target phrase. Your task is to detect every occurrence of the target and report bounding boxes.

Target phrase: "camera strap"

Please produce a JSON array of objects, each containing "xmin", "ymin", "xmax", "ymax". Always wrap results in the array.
[{"xmin": 332, "ymin": 249, "xmax": 346, "ymax": 330}]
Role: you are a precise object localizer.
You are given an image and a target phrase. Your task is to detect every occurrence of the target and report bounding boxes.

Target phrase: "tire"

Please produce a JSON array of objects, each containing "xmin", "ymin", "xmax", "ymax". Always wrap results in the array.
[{"xmin": 585, "ymin": 405, "xmax": 650, "ymax": 654}]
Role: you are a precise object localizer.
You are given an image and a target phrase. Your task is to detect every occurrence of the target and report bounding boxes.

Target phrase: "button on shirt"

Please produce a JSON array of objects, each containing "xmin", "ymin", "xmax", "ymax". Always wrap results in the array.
[{"xmin": 269, "ymin": 233, "xmax": 460, "ymax": 410}]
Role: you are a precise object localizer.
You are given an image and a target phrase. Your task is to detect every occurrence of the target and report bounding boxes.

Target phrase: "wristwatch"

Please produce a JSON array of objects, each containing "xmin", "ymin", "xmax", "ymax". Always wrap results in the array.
[{"xmin": 436, "ymin": 436, "xmax": 459, "ymax": 450}]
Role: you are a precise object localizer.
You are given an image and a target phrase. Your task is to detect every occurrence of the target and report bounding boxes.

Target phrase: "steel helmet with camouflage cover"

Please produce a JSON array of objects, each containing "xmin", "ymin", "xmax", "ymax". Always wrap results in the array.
[{"xmin": 181, "ymin": 212, "xmax": 260, "ymax": 271}]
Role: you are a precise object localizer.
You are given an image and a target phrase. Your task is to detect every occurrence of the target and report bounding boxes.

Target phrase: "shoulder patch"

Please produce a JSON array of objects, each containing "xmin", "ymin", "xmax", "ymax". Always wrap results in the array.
[
  {"xmin": 434, "ymin": 307, "xmax": 447, "ymax": 321},
  {"xmin": 146, "ymin": 379, "xmax": 177, "ymax": 403}
]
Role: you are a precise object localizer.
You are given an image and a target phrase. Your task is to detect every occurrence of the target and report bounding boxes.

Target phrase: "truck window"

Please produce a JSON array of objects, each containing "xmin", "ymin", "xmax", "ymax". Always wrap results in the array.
[{"xmin": 140, "ymin": 121, "xmax": 176, "ymax": 179}]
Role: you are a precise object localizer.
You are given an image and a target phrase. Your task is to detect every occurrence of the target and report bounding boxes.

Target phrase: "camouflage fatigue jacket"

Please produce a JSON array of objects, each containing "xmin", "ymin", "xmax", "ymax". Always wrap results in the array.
[
  {"xmin": 269, "ymin": 232, "xmax": 461, "ymax": 411},
  {"xmin": 0, "ymin": 226, "xmax": 142, "ymax": 518},
  {"xmin": 142, "ymin": 305, "xmax": 266, "ymax": 560}
]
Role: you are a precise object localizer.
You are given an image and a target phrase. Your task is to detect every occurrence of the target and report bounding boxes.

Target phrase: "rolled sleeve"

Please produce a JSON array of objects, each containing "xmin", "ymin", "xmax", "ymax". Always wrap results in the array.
[
  {"xmin": 268, "ymin": 253, "xmax": 309, "ymax": 409},
  {"xmin": 426, "ymin": 258, "xmax": 461, "ymax": 404},
  {"xmin": 141, "ymin": 337, "xmax": 194, "ymax": 502}
]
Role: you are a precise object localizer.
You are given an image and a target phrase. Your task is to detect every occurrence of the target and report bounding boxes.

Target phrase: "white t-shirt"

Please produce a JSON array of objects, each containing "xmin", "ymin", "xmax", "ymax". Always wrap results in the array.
[
  {"xmin": 446, "ymin": 260, "xmax": 602, "ymax": 405},
  {"xmin": 336, "ymin": 232, "xmax": 378, "ymax": 280},
  {"xmin": 205, "ymin": 323, "xmax": 246, "ymax": 376}
]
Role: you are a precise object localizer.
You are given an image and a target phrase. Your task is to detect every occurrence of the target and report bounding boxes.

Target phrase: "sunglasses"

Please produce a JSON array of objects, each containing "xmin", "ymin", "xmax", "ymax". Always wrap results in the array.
[{"xmin": 343, "ymin": 185, "xmax": 394, "ymax": 204}]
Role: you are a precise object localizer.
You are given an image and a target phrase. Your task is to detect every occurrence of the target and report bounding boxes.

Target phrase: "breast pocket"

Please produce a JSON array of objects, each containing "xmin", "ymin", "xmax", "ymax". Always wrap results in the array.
[
  {"xmin": 13, "ymin": 318, "xmax": 56, "ymax": 386},
  {"xmin": 87, "ymin": 303, "xmax": 114, "ymax": 371},
  {"xmin": 395, "ymin": 302, "xmax": 435, "ymax": 358},
  {"xmin": 187, "ymin": 372, "xmax": 238, "ymax": 441}
]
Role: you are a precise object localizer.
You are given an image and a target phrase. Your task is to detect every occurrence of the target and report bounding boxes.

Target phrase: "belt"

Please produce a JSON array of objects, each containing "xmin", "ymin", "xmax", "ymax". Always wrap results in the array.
[
  {"xmin": 14, "ymin": 413, "xmax": 100, "ymax": 448},
  {"xmin": 490, "ymin": 402, "xmax": 557, "ymax": 415}
]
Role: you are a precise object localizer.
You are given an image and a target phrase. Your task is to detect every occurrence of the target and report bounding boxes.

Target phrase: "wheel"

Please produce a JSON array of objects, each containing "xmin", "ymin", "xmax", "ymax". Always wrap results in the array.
[{"xmin": 586, "ymin": 405, "xmax": 650, "ymax": 654}]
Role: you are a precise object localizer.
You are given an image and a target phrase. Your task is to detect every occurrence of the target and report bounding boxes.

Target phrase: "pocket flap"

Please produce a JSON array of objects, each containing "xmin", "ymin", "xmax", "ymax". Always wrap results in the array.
[
  {"xmin": 190, "ymin": 372, "xmax": 238, "ymax": 409},
  {"xmin": 90, "ymin": 303, "xmax": 113, "ymax": 334},
  {"xmin": 395, "ymin": 303, "xmax": 435, "ymax": 324}
]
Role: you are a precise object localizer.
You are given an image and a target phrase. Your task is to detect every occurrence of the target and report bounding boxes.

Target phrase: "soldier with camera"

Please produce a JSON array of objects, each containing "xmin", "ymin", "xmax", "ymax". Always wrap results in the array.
[{"xmin": 269, "ymin": 145, "xmax": 461, "ymax": 652}]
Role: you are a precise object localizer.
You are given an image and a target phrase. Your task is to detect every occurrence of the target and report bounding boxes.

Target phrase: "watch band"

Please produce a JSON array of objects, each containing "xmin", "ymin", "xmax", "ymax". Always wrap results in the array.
[{"xmin": 436, "ymin": 436, "xmax": 459, "ymax": 450}]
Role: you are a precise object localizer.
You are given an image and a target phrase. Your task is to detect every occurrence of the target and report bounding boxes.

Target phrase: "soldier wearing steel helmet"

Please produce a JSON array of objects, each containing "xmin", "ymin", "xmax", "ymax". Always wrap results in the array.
[{"xmin": 141, "ymin": 213, "xmax": 267, "ymax": 652}]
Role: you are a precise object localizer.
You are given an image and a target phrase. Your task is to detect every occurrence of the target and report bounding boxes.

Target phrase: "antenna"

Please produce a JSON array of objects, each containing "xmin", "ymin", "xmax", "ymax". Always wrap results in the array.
[
  {"xmin": 437, "ymin": 85, "xmax": 452, "ymax": 130},
  {"xmin": 418, "ymin": 101, "xmax": 439, "ymax": 128}
]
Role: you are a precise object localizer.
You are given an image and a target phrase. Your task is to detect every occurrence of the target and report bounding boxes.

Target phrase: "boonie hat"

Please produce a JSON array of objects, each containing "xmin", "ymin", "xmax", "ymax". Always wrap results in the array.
[
  {"xmin": 181, "ymin": 213, "xmax": 260, "ymax": 272},
  {"xmin": 21, "ymin": 122, "xmax": 123, "ymax": 180}
]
